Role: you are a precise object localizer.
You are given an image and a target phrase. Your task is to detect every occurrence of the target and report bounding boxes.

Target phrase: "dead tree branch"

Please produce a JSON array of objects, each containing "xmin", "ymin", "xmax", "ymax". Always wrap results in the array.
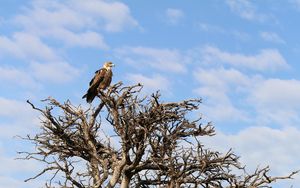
[{"xmin": 19, "ymin": 82, "xmax": 297, "ymax": 188}]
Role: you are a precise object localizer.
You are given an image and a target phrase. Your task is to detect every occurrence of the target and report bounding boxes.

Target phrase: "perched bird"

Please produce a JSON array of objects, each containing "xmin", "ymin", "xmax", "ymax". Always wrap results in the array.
[{"xmin": 82, "ymin": 61, "xmax": 115, "ymax": 103}]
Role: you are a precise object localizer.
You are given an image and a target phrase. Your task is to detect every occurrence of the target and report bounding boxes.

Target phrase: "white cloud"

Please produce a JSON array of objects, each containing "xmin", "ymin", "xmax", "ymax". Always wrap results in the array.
[
  {"xmin": 192, "ymin": 44, "xmax": 299, "ymax": 126},
  {"xmin": 0, "ymin": 101, "xmax": 42, "ymax": 187},
  {"xmin": 9, "ymin": 0, "xmax": 139, "ymax": 51},
  {"xmin": 13, "ymin": 33, "xmax": 58, "ymax": 61},
  {"xmin": 0, "ymin": 33, "xmax": 58, "ymax": 61},
  {"xmin": 0, "ymin": 176, "xmax": 22, "ymax": 188},
  {"xmin": 251, "ymin": 79, "xmax": 300, "ymax": 109},
  {"xmin": 232, "ymin": 30, "xmax": 251, "ymax": 41},
  {"xmin": 46, "ymin": 28, "xmax": 108, "ymax": 49},
  {"xmin": 194, "ymin": 67, "xmax": 251, "ymax": 90},
  {"xmin": 249, "ymin": 79, "xmax": 300, "ymax": 125},
  {"xmin": 290, "ymin": 0, "xmax": 300, "ymax": 9},
  {"xmin": 30, "ymin": 61, "xmax": 80, "ymax": 83},
  {"xmin": 0, "ymin": 176, "xmax": 45, "ymax": 188},
  {"xmin": 226, "ymin": 0, "xmax": 255, "ymax": 19},
  {"xmin": 260, "ymin": 31, "xmax": 285, "ymax": 44},
  {"xmin": 0, "ymin": 61, "xmax": 80, "ymax": 89},
  {"xmin": 196, "ymin": 22, "xmax": 224, "ymax": 33},
  {"xmin": 202, "ymin": 126, "xmax": 300, "ymax": 186},
  {"xmin": 66, "ymin": 31, "xmax": 107, "ymax": 49},
  {"xmin": 193, "ymin": 46, "xmax": 300, "ymax": 127},
  {"xmin": 0, "ymin": 154, "xmax": 42, "ymax": 176},
  {"xmin": 0, "ymin": 147, "xmax": 45, "ymax": 188},
  {"xmin": 194, "ymin": 68, "xmax": 252, "ymax": 121},
  {"xmin": 14, "ymin": 0, "xmax": 138, "ymax": 33},
  {"xmin": 165, "ymin": 8, "xmax": 184, "ymax": 25},
  {"xmin": 0, "ymin": 66, "xmax": 38, "ymax": 89},
  {"xmin": 225, "ymin": 0, "xmax": 267, "ymax": 22},
  {"xmin": 126, "ymin": 73, "xmax": 171, "ymax": 93},
  {"xmin": 0, "ymin": 97, "xmax": 34, "ymax": 118},
  {"xmin": 114, "ymin": 45, "xmax": 292, "ymax": 125},
  {"xmin": 115, "ymin": 46, "xmax": 187, "ymax": 73},
  {"xmin": 70, "ymin": 0, "xmax": 138, "ymax": 32},
  {"xmin": 0, "ymin": 97, "xmax": 40, "ymax": 139},
  {"xmin": 14, "ymin": 1, "xmax": 85, "ymax": 30},
  {"xmin": 0, "ymin": 36, "xmax": 17, "ymax": 57},
  {"xmin": 195, "ymin": 23, "xmax": 251, "ymax": 41},
  {"xmin": 199, "ymin": 95, "xmax": 248, "ymax": 122},
  {"xmin": 202, "ymin": 46, "xmax": 288, "ymax": 71},
  {"xmin": 193, "ymin": 62, "xmax": 300, "ymax": 128}
]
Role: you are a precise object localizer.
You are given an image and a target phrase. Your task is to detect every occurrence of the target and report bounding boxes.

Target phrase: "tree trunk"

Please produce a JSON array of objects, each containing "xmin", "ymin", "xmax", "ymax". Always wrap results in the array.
[
  {"xmin": 106, "ymin": 157, "xmax": 127, "ymax": 188},
  {"xmin": 120, "ymin": 174, "xmax": 131, "ymax": 188},
  {"xmin": 168, "ymin": 180, "xmax": 181, "ymax": 188}
]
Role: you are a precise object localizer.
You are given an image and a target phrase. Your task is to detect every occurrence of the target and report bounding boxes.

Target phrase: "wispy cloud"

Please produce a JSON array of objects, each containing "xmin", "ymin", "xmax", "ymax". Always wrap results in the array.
[
  {"xmin": 0, "ymin": 66, "xmax": 39, "ymax": 89},
  {"xmin": 250, "ymin": 79, "xmax": 300, "ymax": 109},
  {"xmin": 0, "ymin": 32, "xmax": 81, "ymax": 86},
  {"xmin": 0, "ymin": 0, "xmax": 139, "ymax": 87},
  {"xmin": 201, "ymin": 46, "xmax": 288, "ymax": 71},
  {"xmin": 194, "ymin": 68, "xmax": 251, "ymax": 93},
  {"xmin": 165, "ymin": 8, "xmax": 184, "ymax": 25},
  {"xmin": 0, "ymin": 97, "xmax": 58, "ymax": 187},
  {"xmin": 193, "ymin": 66, "xmax": 300, "ymax": 128},
  {"xmin": 195, "ymin": 22, "xmax": 251, "ymax": 41},
  {"xmin": 0, "ymin": 97, "xmax": 40, "ymax": 139},
  {"xmin": 115, "ymin": 46, "xmax": 187, "ymax": 73},
  {"xmin": 203, "ymin": 126, "xmax": 300, "ymax": 182},
  {"xmin": 260, "ymin": 31, "xmax": 285, "ymax": 44},
  {"xmin": 249, "ymin": 79, "xmax": 300, "ymax": 125},
  {"xmin": 9, "ymin": 0, "xmax": 139, "ymax": 51},
  {"xmin": 15, "ymin": 0, "xmax": 138, "ymax": 33},
  {"xmin": 0, "ymin": 33, "xmax": 58, "ymax": 61},
  {"xmin": 189, "ymin": 44, "xmax": 300, "ymax": 127},
  {"xmin": 196, "ymin": 22, "xmax": 224, "ymax": 33},
  {"xmin": 0, "ymin": 97, "xmax": 31, "ymax": 118},
  {"xmin": 117, "ymin": 44, "xmax": 294, "ymax": 127},
  {"xmin": 0, "ymin": 145, "xmax": 45, "ymax": 188},
  {"xmin": 290, "ymin": 0, "xmax": 300, "ymax": 10},
  {"xmin": 45, "ymin": 29, "xmax": 108, "ymax": 49},
  {"xmin": 30, "ymin": 61, "xmax": 80, "ymax": 83},
  {"xmin": 232, "ymin": 30, "xmax": 251, "ymax": 41},
  {"xmin": 127, "ymin": 73, "xmax": 171, "ymax": 93},
  {"xmin": 69, "ymin": 0, "xmax": 139, "ymax": 32},
  {"xmin": 225, "ymin": 0, "xmax": 269, "ymax": 22},
  {"xmin": 114, "ymin": 44, "xmax": 293, "ymax": 124},
  {"xmin": 0, "ymin": 176, "xmax": 43, "ymax": 188},
  {"xmin": 193, "ymin": 68, "xmax": 252, "ymax": 122}
]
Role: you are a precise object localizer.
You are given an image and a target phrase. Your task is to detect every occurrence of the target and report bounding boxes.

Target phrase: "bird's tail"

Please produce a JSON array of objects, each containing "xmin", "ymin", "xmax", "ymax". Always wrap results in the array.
[
  {"xmin": 82, "ymin": 93, "xmax": 94, "ymax": 103},
  {"xmin": 82, "ymin": 84, "xmax": 97, "ymax": 103}
]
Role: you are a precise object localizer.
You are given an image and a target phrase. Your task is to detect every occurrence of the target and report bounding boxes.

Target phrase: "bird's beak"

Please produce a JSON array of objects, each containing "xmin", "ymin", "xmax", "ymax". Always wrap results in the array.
[{"xmin": 111, "ymin": 63, "xmax": 115, "ymax": 67}]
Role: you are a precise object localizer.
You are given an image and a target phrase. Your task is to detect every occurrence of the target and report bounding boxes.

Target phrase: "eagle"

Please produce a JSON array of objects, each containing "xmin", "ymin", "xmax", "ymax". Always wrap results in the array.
[{"xmin": 82, "ymin": 61, "xmax": 115, "ymax": 103}]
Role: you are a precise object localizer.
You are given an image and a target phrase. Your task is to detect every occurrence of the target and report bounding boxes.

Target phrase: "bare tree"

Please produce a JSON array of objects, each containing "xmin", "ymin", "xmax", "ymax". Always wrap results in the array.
[{"xmin": 19, "ymin": 82, "xmax": 297, "ymax": 188}]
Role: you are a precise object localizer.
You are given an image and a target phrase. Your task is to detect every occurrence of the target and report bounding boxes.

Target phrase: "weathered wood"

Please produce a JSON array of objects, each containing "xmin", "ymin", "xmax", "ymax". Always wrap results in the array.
[{"xmin": 19, "ymin": 82, "xmax": 298, "ymax": 188}]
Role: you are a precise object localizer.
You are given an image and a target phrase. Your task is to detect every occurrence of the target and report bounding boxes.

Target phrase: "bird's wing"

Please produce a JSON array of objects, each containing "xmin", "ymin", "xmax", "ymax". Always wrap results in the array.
[{"xmin": 89, "ymin": 68, "xmax": 107, "ymax": 87}]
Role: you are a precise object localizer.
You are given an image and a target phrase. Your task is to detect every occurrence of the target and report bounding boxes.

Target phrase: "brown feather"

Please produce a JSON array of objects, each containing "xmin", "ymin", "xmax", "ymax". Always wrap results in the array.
[{"xmin": 82, "ymin": 68, "xmax": 113, "ymax": 103}]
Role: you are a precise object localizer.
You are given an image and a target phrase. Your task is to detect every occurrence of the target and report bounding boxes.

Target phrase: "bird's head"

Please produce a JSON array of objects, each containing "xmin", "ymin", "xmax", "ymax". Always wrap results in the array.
[{"xmin": 103, "ymin": 61, "xmax": 115, "ymax": 70}]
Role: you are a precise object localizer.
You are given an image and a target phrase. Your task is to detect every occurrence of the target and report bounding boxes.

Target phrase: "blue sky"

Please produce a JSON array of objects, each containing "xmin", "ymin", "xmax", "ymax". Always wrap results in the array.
[{"xmin": 1, "ymin": 0, "xmax": 300, "ymax": 187}]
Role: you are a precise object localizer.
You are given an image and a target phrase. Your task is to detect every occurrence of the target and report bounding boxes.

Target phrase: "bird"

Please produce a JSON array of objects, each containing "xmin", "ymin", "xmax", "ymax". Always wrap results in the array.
[{"xmin": 82, "ymin": 61, "xmax": 115, "ymax": 103}]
